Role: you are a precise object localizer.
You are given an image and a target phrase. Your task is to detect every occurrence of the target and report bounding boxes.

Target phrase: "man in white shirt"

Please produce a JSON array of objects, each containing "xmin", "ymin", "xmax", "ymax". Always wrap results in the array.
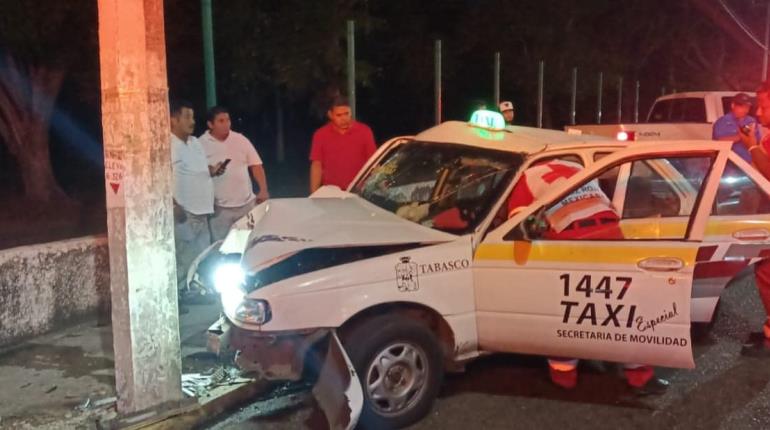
[
  {"xmin": 199, "ymin": 106, "xmax": 269, "ymax": 241},
  {"xmin": 170, "ymin": 99, "xmax": 214, "ymax": 293}
]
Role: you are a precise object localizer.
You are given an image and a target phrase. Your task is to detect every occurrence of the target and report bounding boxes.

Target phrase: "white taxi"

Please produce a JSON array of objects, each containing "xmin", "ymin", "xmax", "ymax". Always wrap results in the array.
[{"xmin": 205, "ymin": 111, "xmax": 770, "ymax": 429}]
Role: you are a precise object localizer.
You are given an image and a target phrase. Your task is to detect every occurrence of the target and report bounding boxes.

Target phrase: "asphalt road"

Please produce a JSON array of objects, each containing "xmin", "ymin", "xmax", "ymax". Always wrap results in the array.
[{"xmin": 213, "ymin": 271, "xmax": 770, "ymax": 430}]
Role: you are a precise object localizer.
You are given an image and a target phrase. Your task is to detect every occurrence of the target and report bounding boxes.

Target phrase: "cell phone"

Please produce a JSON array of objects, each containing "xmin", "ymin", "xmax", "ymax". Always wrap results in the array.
[{"xmin": 740, "ymin": 124, "xmax": 752, "ymax": 135}]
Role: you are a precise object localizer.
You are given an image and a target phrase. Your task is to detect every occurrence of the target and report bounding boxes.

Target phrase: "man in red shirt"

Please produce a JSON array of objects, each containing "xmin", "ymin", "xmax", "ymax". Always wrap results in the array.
[
  {"xmin": 309, "ymin": 97, "xmax": 377, "ymax": 193},
  {"xmin": 737, "ymin": 81, "xmax": 770, "ymax": 356}
]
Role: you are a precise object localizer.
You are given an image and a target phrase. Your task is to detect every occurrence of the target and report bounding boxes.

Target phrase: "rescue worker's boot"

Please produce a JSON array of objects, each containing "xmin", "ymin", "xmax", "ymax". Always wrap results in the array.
[
  {"xmin": 624, "ymin": 365, "xmax": 668, "ymax": 396},
  {"xmin": 742, "ymin": 318, "xmax": 770, "ymax": 357},
  {"xmin": 548, "ymin": 358, "xmax": 578, "ymax": 389},
  {"xmin": 744, "ymin": 260, "xmax": 770, "ymax": 356}
]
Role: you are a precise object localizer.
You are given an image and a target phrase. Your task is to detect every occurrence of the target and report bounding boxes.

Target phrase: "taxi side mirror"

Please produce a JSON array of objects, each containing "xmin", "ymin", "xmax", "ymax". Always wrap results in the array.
[
  {"xmin": 524, "ymin": 207, "xmax": 549, "ymax": 240},
  {"xmin": 505, "ymin": 207, "xmax": 549, "ymax": 242}
]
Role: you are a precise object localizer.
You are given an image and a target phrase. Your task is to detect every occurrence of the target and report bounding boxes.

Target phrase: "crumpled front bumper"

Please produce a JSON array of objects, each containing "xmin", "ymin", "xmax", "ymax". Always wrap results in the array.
[
  {"xmin": 208, "ymin": 316, "xmax": 324, "ymax": 381},
  {"xmin": 207, "ymin": 317, "xmax": 362, "ymax": 430}
]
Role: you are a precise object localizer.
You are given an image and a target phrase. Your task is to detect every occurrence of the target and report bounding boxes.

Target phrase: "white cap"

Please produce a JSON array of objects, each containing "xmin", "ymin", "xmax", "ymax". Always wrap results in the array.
[{"xmin": 499, "ymin": 101, "xmax": 514, "ymax": 112}]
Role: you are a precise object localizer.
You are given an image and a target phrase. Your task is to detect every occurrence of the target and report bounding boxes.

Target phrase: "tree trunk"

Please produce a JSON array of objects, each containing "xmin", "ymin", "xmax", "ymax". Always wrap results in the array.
[
  {"xmin": 0, "ymin": 56, "xmax": 70, "ymax": 204},
  {"xmin": 15, "ymin": 121, "xmax": 67, "ymax": 202}
]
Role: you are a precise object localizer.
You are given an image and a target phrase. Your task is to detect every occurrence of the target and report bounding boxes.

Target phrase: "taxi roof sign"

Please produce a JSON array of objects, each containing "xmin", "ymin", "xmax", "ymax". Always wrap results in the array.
[{"xmin": 469, "ymin": 109, "xmax": 506, "ymax": 131}]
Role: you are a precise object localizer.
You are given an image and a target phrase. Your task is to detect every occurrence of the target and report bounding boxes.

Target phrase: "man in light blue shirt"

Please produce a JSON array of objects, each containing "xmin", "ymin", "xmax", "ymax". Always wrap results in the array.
[{"xmin": 713, "ymin": 92, "xmax": 762, "ymax": 162}]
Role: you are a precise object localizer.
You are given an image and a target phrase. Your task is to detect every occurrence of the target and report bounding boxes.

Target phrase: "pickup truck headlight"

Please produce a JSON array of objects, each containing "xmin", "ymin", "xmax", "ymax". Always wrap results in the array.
[{"xmin": 235, "ymin": 299, "xmax": 272, "ymax": 325}]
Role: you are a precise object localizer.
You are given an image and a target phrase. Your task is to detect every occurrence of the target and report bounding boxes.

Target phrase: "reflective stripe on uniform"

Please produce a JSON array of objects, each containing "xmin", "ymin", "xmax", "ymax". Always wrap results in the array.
[{"xmin": 548, "ymin": 358, "xmax": 578, "ymax": 371}]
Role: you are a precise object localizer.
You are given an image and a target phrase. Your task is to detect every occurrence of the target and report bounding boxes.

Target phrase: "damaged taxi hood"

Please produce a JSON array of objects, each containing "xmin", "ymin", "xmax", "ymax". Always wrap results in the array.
[{"xmin": 221, "ymin": 196, "xmax": 458, "ymax": 271}]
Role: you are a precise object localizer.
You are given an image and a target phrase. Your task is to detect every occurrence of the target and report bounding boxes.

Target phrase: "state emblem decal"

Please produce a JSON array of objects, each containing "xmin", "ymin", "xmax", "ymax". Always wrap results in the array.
[{"xmin": 395, "ymin": 256, "xmax": 419, "ymax": 292}]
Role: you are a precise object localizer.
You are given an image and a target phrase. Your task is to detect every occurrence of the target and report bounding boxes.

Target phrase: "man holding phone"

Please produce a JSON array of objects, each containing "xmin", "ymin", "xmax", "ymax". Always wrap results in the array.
[
  {"xmin": 713, "ymin": 92, "xmax": 762, "ymax": 161},
  {"xmin": 199, "ymin": 106, "xmax": 269, "ymax": 241}
]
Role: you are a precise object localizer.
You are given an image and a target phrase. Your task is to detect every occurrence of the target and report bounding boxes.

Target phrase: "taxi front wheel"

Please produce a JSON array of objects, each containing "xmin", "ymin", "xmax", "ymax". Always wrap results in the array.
[{"xmin": 343, "ymin": 315, "xmax": 444, "ymax": 429}]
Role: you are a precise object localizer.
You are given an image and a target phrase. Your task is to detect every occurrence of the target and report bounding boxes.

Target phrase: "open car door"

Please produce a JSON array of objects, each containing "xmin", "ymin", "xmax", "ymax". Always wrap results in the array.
[{"xmin": 472, "ymin": 145, "xmax": 727, "ymax": 369}]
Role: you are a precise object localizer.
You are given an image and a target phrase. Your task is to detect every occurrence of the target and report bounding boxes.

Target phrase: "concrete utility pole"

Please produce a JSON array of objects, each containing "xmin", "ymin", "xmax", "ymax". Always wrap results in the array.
[
  {"xmin": 98, "ymin": 0, "xmax": 183, "ymax": 413},
  {"xmin": 596, "ymin": 72, "xmax": 603, "ymax": 124},
  {"xmin": 570, "ymin": 67, "xmax": 577, "ymax": 126},
  {"xmin": 537, "ymin": 61, "xmax": 544, "ymax": 128},
  {"xmin": 493, "ymin": 52, "xmax": 500, "ymax": 107},
  {"xmin": 347, "ymin": 20, "xmax": 356, "ymax": 119},
  {"xmin": 634, "ymin": 80, "xmax": 640, "ymax": 123},
  {"xmin": 616, "ymin": 77, "xmax": 623, "ymax": 123},
  {"xmin": 434, "ymin": 40, "xmax": 442, "ymax": 125},
  {"xmin": 201, "ymin": 0, "xmax": 217, "ymax": 108},
  {"xmin": 762, "ymin": 2, "xmax": 770, "ymax": 80}
]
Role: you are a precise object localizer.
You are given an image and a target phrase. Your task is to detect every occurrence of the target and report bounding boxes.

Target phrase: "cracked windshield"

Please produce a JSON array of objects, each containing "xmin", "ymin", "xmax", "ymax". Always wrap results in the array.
[{"xmin": 352, "ymin": 140, "xmax": 524, "ymax": 233}]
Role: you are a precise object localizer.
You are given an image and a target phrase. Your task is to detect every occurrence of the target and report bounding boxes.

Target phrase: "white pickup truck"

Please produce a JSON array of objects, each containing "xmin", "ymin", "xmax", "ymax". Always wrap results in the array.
[{"xmin": 566, "ymin": 91, "xmax": 755, "ymax": 141}]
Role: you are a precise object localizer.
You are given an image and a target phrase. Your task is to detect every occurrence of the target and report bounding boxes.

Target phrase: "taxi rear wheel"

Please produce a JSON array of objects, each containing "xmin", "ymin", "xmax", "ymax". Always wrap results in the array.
[{"xmin": 343, "ymin": 315, "xmax": 443, "ymax": 429}]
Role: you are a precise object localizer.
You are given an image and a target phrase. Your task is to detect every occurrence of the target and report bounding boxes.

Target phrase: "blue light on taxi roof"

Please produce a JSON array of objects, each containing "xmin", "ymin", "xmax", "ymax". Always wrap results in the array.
[{"xmin": 469, "ymin": 109, "xmax": 506, "ymax": 131}]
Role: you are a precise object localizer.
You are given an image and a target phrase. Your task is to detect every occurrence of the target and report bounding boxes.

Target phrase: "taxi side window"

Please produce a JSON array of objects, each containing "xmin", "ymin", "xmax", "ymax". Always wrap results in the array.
[
  {"xmin": 511, "ymin": 155, "xmax": 711, "ymax": 242},
  {"xmin": 623, "ymin": 157, "xmax": 708, "ymax": 219},
  {"xmin": 711, "ymin": 161, "xmax": 770, "ymax": 215},
  {"xmin": 593, "ymin": 152, "xmax": 621, "ymax": 199},
  {"xmin": 623, "ymin": 160, "xmax": 677, "ymax": 218},
  {"xmin": 490, "ymin": 154, "xmax": 583, "ymax": 231},
  {"xmin": 537, "ymin": 154, "xmax": 583, "ymax": 166}
]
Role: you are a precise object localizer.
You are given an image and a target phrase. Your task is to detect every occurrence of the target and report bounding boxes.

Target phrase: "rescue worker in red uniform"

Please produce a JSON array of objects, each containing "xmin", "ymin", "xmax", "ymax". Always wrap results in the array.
[
  {"xmin": 737, "ymin": 81, "xmax": 770, "ymax": 355},
  {"xmin": 507, "ymin": 159, "xmax": 668, "ymax": 393}
]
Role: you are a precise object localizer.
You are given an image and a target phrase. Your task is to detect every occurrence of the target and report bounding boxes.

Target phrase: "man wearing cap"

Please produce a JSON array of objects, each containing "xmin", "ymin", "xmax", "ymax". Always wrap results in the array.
[
  {"xmin": 499, "ymin": 101, "xmax": 515, "ymax": 125},
  {"xmin": 713, "ymin": 92, "xmax": 762, "ymax": 161}
]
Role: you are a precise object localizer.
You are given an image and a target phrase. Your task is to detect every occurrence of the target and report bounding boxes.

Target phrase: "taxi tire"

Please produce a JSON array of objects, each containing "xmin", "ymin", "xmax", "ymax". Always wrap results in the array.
[{"xmin": 343, "ymin": 315, "xmax": 443, "ymax": 430}]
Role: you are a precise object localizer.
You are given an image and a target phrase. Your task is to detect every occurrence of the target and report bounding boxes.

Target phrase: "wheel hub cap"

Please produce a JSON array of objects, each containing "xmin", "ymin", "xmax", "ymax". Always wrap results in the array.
[{"xmin": 365, "ymin": 342, "xmax": 428, "ymax": 416}]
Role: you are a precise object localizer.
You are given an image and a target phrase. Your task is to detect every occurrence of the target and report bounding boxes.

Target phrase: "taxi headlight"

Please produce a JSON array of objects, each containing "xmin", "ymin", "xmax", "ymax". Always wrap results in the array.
[
  {"xmin": 214, "ymin": 263, "xmax": 245, "ymax": 294},
  {"xmin": 215, "ymin": 263, "xmax": 246, "ymax": 316},
  {"xmin": 235, "ymin": 299, "xmax": 272, "ymax": 325}
]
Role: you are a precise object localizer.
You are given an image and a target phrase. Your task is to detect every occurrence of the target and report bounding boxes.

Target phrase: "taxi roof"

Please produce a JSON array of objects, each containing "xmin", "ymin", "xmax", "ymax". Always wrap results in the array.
[{"xmin": 414, "ymin": 121, "xmax": 613, "ymax": 154}]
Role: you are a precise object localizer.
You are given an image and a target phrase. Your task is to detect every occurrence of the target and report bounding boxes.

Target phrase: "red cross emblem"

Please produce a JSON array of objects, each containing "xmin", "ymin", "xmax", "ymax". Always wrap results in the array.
[{"xmin": 541, "ymin": 163, "xmax": 578, "ymax": 183}]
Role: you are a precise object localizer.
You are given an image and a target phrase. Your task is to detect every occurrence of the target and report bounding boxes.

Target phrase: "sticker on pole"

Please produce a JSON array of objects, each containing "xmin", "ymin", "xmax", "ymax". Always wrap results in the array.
[{"xmin": 104, "ymin": 149, "xmax": 125, "ymax": 208}]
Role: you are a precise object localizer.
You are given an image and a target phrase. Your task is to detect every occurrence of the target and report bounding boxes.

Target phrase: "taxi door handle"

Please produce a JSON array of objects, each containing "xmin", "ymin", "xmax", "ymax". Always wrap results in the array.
[
  {"xmin": 637, "ymin": 257, "xmax": 684, "ymax": 272},
  {"xmin": 732, "ymin": 229, "xmax": 770, "ymax": 241}
]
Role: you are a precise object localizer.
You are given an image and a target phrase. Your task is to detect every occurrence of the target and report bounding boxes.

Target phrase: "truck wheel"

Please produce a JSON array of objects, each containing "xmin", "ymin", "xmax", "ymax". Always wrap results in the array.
[{"xmin": 343, "ymin": 315, "xmax": 443, "ymax": 429}]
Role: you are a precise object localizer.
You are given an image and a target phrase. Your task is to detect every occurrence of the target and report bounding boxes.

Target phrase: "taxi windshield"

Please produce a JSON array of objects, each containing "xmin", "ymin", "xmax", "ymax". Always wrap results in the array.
[{"xmin": 351, "ymin": 140, "xmax": 524, "ymax": 234}]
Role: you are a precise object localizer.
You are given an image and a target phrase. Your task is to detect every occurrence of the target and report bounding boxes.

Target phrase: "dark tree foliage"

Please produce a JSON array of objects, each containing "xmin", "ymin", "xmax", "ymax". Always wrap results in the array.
[
  {"xmin": 0, "ymin": 0, "xmax": 98, "ymax": 203},
  {"xmin": 1, "ymin": 0, "xmax": 768, "ymax": 205},
  {"xmin": 189, "ymin": 0, "xmax": 768, "ymax": 142}
]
